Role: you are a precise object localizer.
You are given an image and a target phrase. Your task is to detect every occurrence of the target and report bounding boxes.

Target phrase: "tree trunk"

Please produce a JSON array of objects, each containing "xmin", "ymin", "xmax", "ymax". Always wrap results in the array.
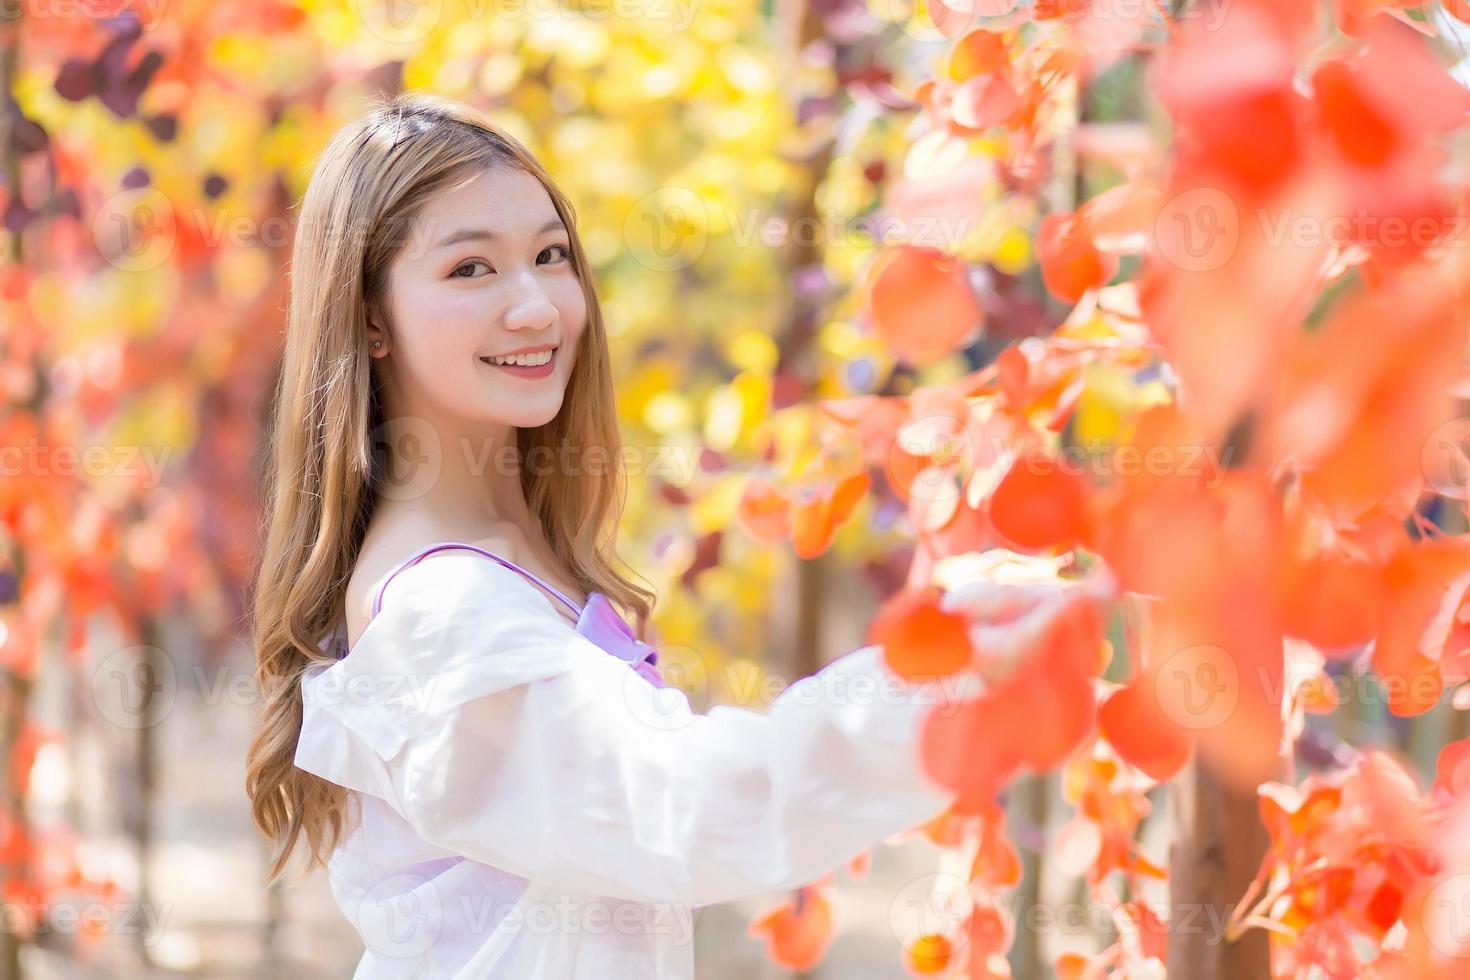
[{"xmin": 1167, "ymin": 753, "xmax": 1272, "ymax": 979}]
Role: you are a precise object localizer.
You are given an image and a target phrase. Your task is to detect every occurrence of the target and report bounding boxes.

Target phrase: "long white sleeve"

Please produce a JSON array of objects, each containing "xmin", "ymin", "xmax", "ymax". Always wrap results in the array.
[{"xmin": 294, "ymin": 554, "xmax": 956, "ymax": 907}]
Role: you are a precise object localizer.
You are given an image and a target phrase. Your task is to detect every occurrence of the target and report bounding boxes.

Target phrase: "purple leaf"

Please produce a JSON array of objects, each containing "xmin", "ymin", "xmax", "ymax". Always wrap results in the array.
[
  {"xmin": 55, "ymin": 188, "xmax": 81, "ymax": 220},
  {"xmin": 7, "ymin": 115, "xmax": 47, "ymax": 155},
  {"xmin": 3, "ymin": 198, "xmax": 34, "ymax": 234},
  {"xmin": 55, "ymin": 59, "xmax": 95, "ymax": 101},
  {"xmin": 144, "ymin": 114, "xmax": 177, "ymax": 141}
]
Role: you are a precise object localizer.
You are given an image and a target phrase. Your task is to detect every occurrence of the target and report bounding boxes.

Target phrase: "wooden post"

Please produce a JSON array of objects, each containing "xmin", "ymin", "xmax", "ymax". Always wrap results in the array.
[
  {"xmin": 131, "ymin": 620, "xmax": 163, "ymax": 967},
  {"xmin": 1006, "ymin": 774, "xmax": 1048, "ymax": 977},
  {"xmin": 772, "ymin": 0, "xmax": 837, "ymax": 976},
  {"xmin": 773, "ymin": 0, "xmax": 836, "ymax": 676},
  {"xmin": 1167, "ymin": 753, "xmax": 1271, "ymax": 978}
]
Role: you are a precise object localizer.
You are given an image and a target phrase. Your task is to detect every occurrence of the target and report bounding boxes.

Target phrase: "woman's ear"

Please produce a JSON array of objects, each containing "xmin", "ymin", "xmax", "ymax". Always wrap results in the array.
[{"xmin": 365, "ymin": 301, "xmax": 390, "ymax": 357}]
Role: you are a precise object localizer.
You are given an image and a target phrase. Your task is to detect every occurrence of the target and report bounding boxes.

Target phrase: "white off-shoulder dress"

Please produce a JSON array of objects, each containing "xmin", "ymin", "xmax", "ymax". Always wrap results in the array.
[{"xmin": 293, "ymin": 545, "xmax": 956, "ymax": 979}]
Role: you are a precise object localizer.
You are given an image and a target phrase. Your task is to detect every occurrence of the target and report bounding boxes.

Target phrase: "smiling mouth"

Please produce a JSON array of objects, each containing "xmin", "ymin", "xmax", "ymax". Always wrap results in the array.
[
  {"xmin": 478, "ymin": 347, "xmax": 559, "ymax": 375},
  {"xmin": 480, "ymin": 346, "xmax": 558, "ymax": 366}
]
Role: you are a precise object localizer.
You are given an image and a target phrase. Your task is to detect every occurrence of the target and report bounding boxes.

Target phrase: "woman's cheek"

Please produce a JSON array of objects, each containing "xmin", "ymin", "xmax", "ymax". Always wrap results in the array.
[
  {"xmin": 556, "ymin": 283, "xmax": 589, "ymax": 342},
  {"xmin": 422, "ymin": 294, "xmax": 490, "ymax": 357}
]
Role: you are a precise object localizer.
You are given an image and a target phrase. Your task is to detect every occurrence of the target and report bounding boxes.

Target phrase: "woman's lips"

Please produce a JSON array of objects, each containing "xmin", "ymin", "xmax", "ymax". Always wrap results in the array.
[{"xmin": 480, "ymin": 348, "xmax": 557, "ymax": 379}]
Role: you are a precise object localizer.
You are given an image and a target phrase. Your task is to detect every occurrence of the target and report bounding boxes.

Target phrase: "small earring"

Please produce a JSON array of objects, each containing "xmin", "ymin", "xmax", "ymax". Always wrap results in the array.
[{"xmin": 372, "ymin": 340, "xmax": 383, "ymax": 350}]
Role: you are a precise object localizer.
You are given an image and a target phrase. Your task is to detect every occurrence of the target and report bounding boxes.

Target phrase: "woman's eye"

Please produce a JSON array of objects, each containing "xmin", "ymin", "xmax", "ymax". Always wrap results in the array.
[
  {"xmin": 451, "ymin": 259, "xmax": 491, "ymax": 278},
  {"xmin": 451, "ymin": 248, "xmax": 566, "ymax": 278}
]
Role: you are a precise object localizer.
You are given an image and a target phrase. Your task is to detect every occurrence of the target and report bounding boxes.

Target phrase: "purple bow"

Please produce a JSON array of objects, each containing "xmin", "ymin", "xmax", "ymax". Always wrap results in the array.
[{"xmin": 575, "ymin": 592, "xmax": 666, "ymax": 688}]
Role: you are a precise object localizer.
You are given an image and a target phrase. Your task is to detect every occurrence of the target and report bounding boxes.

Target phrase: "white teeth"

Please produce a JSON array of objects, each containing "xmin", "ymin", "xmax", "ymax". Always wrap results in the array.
[{"xmin": 486, "ymin": 349, "xmax": 554, "ymax": 367}]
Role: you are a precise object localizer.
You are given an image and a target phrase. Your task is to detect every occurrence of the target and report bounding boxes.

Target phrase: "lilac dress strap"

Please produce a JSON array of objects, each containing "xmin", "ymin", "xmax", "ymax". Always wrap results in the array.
[
  {"xmin": 370, "ymin": 541, "xmax": 582, "ymax": 621},
  {"xmin": 363, "ymin": 540, "xmax": 666, "ymax": 688}
]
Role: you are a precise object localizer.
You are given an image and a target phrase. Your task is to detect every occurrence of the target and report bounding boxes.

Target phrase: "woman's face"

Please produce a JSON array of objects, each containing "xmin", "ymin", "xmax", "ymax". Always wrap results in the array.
[{"xmin": 369, "ymin": 165, "xmax": 587, "ymax": 434}]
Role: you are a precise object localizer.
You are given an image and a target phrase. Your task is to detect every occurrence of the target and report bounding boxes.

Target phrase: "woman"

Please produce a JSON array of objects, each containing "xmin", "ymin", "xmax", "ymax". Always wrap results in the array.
[{"xmin": 244, "ymin": 91, "xmax": 956, "ymax": 978}]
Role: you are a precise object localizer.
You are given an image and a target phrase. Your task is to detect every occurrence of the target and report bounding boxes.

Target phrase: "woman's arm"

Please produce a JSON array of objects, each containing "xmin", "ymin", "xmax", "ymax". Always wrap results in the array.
[{"xmin": 295, "ymin": 554, "xmax": 956, "ymax": 907}]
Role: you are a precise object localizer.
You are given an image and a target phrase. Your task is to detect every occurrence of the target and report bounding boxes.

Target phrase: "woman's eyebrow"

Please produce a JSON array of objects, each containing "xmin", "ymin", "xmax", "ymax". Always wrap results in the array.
[{"xmin": 432, "ymin": 218, "xmax": 567, "ymax": 250}]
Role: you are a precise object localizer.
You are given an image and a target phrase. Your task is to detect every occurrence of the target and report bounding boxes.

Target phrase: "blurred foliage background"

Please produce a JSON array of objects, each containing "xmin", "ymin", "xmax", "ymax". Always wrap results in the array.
[{"xmin": 7, "ymin": 0, "xmax": 1470, "ymax": 977}]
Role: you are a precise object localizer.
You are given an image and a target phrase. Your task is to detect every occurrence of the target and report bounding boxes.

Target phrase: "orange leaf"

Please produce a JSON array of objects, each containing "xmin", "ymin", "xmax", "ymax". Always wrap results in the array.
[
  {"xmin": 1097, "ymin": 673, "xmax": 1195, "ymax": 781},
  {"xmin": 791, "ymin": 471, "xmax": 870, "ymax": 559},
  {"xmin": 921, "ymin": 805, "xmax": 978, "ymax": 848},
  {"xmin": 830, "ymin": 469, "xmax": 870, "ymax": 524},
  {"xmin": 1120, "ymin": 901, "xmax": 1168, "ymax": 963},
  {"xmin": 971, "ymin": 802, "xmax": 1022, "ymax": 888},
  {"xmin": 1054, "ymin": 952, "xmax": 1091, "ymax": 980},
  {"xmin": 1364, "ymin": 877, "xmax": 1406, "ymax": 933},
  {"xmin": 871, "ymin": 586, "xmax": 975, "ymax": 680},
  {"xmin": 866, "ymin": 246, "xmax": 983, "ymax": 366},
  {"xmin": 1433, "ymin": 737, "xmax": 1470, "ymax": 799},
  {"xmin": 1259, "ymin": 224, "xmax": 1470, "ymax": 525},
  {"xmin": 1313, "ymin": 59, "xmax": 1396, "ymax": 167},
  {"xmin": 1153, "ymin": 0, "xmax": 1301, "ymax": 193},
  {"xmin": 964, "ymin": 899, "xmax": 1014, "ymax": 971},
  {"xmin": 1036, "ymin": 211, "xmax": 1115, "ymax": 304},
  {"xmin": 1374, "ymin": 537, "xmax": 1470, "ymax": 717},
  {"xmin": 747, "ymin": 887, "xmax": 834, "ymax": 972},
  {"xmin": 790, "ymin": 494, "xmax": 834, "ymax": 559},
  {"xmin": 920, "ymin": 576, "xmax": 1110, "ymax": 809},
  {"xmin": 947, "ymin": 29, "xmax": 1008, "ymax": 82},
  {"xmin": 987, "ymin": 448, "xmax": 1089, "ymax": 555},
  {"xmin": 1278, "ymin": 505, "xmax": 1387, "ymax": 653},
  {"xmin": 903, "ymin": 933, "xmax": 954, "ymax": 975},
  {"xmin": 737, "ymin": 477, "xmax": 790, "ymax": 545},
  {"xmin": 1033, "ymin": 0, "xmax": 1089, "ymax": 17},
  {"xmin": 1316, "ymin": 19, "xmax": 1470, "ymax": 149}
]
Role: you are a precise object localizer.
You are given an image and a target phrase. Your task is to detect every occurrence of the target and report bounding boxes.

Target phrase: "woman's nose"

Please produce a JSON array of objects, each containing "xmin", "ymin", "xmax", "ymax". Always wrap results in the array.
[{"xmin": 503, "ymin": 274, "xmax": 557, "ymax": 330}]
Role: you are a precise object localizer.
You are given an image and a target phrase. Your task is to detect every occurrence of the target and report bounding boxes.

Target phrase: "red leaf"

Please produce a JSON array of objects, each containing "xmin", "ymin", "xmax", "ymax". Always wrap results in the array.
[
  {"xmin": 791, "ymin": 471, "xmax": 870, "ymax": 558},
  {"xmin": 1098, "ymin": 673, "xmax": 1195, "ymax": 781},
  {"xmin": 747, "ymin": 886, "xmax": 834, "ymax": 971},
  {"xmin": 987, "ymin": 448, "xmax": 1089, "ymax": 554},
  {"xmin": 1153, "ymin": 0, "xmax": 1302, "ymax": 192},
  {"xmin": 1374, "ymin": 537, "xmax": 1470, "ymax": 717},
  {"xmin": 920, "ymin": 575, "xmax": 1110, "ymax": 809},
  {"xmin": 1433, "ymin": 737, "xmax": 1470, "ymax": 800},
  {"xmin": 870, "ymin": 586, "xmax": 975, "ymax": 680},
  {"xmin": 866, "ymin": 246, "xmax": 983, "ymax": 366},
  {"xmin": 947, "ymin": 29, "xmax": 1008, "ymax": 82},
  {"xmin": 1313, "ymin": 59, "xmax": 1397, "ymax": 167},
  {"xmin": 738, "ymin": 477, "xmax": 790, "ymax": 545},
  {"xmin": 1036, "ymin": 211, "xmax": 1116, "ymax": 304}
]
